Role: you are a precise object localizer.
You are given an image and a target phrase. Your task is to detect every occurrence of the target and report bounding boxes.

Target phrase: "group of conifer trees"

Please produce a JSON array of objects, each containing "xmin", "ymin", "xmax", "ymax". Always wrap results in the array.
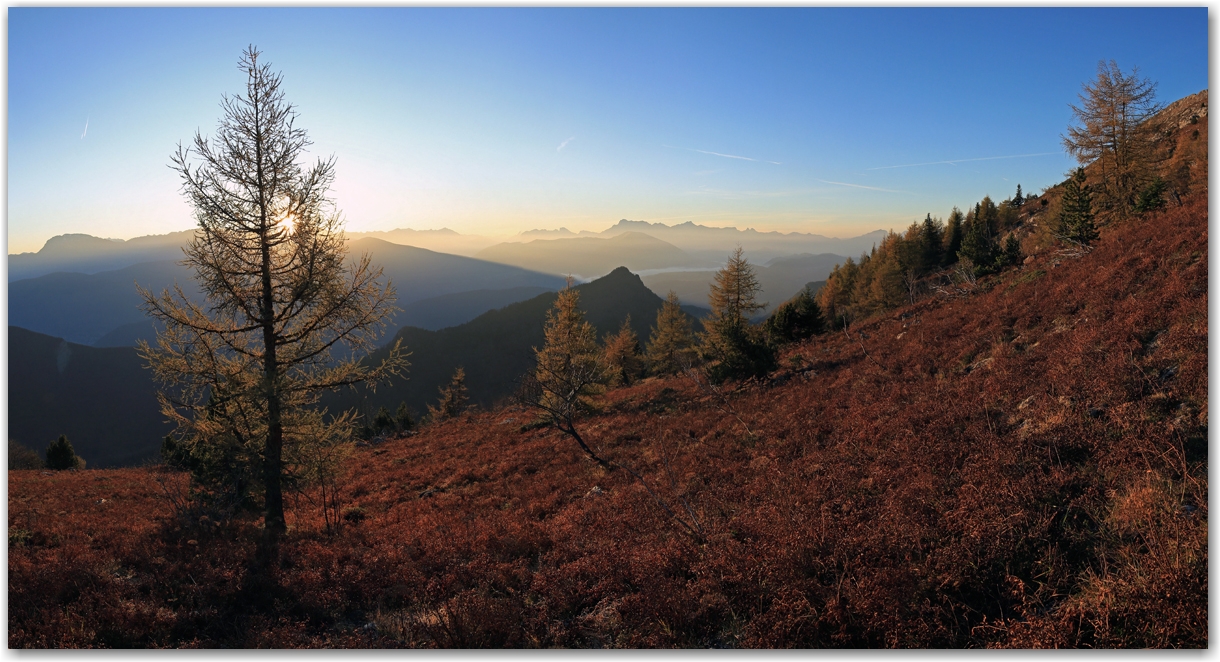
[
  {"xmin": 817, "ymin": 188, "xmax": 1032, "ymax": 326},
  {"xmin": 527, "ymin": 245, "xmax": 829, "ymax": 413}
]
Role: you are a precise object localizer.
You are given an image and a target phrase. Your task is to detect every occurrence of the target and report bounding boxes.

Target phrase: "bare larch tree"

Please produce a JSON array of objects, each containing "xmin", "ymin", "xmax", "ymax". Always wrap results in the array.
[
  {"xmin": 1062, "ymin": 60, "xmax": 1162, "ymax": 218},
  {"xmin": 140, "ymin": 47, "xmax": 407, "ymax": 550}
]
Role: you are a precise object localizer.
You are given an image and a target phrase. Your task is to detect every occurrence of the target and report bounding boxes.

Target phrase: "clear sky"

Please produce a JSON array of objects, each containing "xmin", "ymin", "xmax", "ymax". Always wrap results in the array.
[{"xmin": 7, "ymin": 7, "xmax": 1209, "ymax": 254}]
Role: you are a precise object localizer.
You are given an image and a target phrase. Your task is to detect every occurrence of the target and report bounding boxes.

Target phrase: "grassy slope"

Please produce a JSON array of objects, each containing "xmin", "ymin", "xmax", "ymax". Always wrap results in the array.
[{"xmin": 9, "ymin": 192, "xmax": 1206, "ymax": 648}]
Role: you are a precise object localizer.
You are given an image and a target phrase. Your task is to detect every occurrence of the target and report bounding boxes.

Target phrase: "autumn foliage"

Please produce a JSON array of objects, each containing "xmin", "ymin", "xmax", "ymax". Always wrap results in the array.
[{"xmin": 9, "ymin": 191, "xmax": 1207, "ymax": 648}]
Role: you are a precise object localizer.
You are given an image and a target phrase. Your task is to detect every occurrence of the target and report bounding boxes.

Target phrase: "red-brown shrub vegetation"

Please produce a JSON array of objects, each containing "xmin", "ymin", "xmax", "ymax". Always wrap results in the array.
[{"xmin": 9, "ymin": 192, "xmax": 1207, "ymax": 647}]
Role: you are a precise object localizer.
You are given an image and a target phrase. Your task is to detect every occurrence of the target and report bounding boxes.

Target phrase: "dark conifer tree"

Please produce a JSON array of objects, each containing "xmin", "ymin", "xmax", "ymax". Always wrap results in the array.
[
  {"xmin": 46, "ymin": 434, "xmax": 81, "ymax": 471},
  {"xmin": 395, "ymin": 402, "xmax": 415, "ymax": 432},
  {"xmin": 919, "ymin": 213, "xmax": 944, "ymax": 271},
  {"xmin": 373, "ymin": 406, "xmax": 394, "ymax": 434},
  {"xmin": 764, "ymin": 286, "xmax": 825, "ymax": 345},
  {"xmin": 942, "ymin": 207, "xmax": 964, "ymax": 267},
  {"xmin": 959, "ymin": 202, "xmax": 998, "ymax": 274},
  {"xmin": 998, "ymin": 234, "xmax": 1023, "ymax": 269},
  {"xmin": 1057, "ymin": 168, "xmax": 1098, "ymax": 245}
]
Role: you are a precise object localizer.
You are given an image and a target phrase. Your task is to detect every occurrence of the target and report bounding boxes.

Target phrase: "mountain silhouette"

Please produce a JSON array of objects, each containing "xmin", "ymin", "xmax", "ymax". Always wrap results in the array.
[
  {"xmin": 333, "ymin": 266, "xmax": 707, "ymax": 419},
  {"xmin": 598, "ymin": 219, "xmax": 887, "ymax": 265},
  {"xmin": 8, "ymin": 230, "xmax": 194, "ymax": 281}
]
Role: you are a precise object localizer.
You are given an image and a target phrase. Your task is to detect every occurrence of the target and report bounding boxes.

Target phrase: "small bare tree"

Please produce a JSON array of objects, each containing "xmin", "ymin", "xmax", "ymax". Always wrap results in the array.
[{"xmin": 140, "ymin": 47, "xmax": 407, "ymax": 552}]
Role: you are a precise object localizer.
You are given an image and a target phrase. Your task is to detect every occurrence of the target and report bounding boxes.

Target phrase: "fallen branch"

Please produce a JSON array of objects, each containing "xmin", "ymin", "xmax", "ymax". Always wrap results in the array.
[{"xmin": 843, "ymin": 320, "xmax": 886, "ymax": 372}]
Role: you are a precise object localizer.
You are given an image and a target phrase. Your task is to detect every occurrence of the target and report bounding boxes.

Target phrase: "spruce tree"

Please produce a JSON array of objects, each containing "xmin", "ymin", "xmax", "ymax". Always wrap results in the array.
[
  {"xmin": 646, "ymin": 291, "xmax": 697, "ymax": 375},
  {"xmin": 395, "ymin": 402, "xmax": 415, "ymax": 432},
  {"xmin": 603, "ymin": 317, "xmax": 644, "ymax": 387},
  {"xmin": 942, "ymin": 207, "xmax": 964, "ymax": 267},
  {"xmin": 959, "ymin": 202, "xmax": 998, "ymax": 275},
  {"xmin": 998, "ymin": 234, "xmax": 1023, "ymax": 269},
  {"xmin": 763, "ymin": 286, "xmax": 826, "ymax": 345},
  {"xmin": 46, "ymin": 435, "xmax": 81, "ymax": 471},
  {"xmin": 1134, "ymin": 176, "xmax": 1167, "ymax": 213},
  {"xmin": 1057, "ymin": 168, "xmax": 1098, "ymax": 245},
  {"xmin": 918, "ymin": 213, "xmax": 944, "ymax": 273},
  {"xmin": 373, "ymin": 406, "xmax": 394, "ymax": 434},
  {"xmin": 1013, "ymin": 184, "xmax": 1024, "ymax": 207},
  {"xmin": 428, "ymin": 367, "xmax": 470, "ymax": 421}
]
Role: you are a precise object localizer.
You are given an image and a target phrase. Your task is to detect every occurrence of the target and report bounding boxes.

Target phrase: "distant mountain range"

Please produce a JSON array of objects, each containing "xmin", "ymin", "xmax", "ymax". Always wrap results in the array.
[
  {"xmin": 10, "ymin": 260, "xmax": 198, "ymax": 345},
  {"xmin": 474, "ymin": 231, "xmax": 696, "ymax": 279},
  {"xmin": 346, "ymin": 228, "xmax": 498, "ymax": 257},
  {"xmin": 596, "ymin": 219, "xmax": 886, "ymax": 265},
  {"xmin": 9, "ymin": 237, "xmax": 566, "ymax": 346}
]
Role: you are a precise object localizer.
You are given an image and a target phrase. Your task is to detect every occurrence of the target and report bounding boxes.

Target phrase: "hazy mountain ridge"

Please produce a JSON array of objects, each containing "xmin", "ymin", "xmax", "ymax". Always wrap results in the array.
[
  {"xmin": 9, "ymin": 238, "xmax": 567, "ymax": 347},
  {"xmin": 345, "ymin": 228, "xmax": 498, "ymax": 257},
  {"xmin": 8, "ymin": 229, "xmax": 195, "ymax": 281},
  {"xmin": 10, "ymin": 260, "xmax": 199, "ymax": 345},
  {"xmin": 642, "ymin": 252, "xmax": 843, "ymax": 311}
]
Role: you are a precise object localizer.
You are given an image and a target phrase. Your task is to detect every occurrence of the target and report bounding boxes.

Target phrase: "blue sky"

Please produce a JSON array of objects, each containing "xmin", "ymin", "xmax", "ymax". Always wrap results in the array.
[{"xmin": 7, "ymin": 7, "xmax": 1209, "ymax": 253}]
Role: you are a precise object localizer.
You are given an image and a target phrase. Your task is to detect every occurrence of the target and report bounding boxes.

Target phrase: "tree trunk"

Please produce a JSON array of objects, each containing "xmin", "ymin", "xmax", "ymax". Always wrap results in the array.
[{"xmin": 255, "ymin": 110, "xmax": 287, "ymax": 543}]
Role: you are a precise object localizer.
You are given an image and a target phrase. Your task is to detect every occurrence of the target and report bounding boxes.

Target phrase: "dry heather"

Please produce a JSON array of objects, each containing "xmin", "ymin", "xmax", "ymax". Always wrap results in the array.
[{"xmin": 9, "ymin": 193, "xmax": 1207, "ymax": 648}]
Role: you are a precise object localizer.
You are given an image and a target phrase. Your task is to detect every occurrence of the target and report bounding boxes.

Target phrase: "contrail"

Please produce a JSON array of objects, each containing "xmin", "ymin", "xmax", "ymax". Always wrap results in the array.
[
  {"xmin": 81, "ymin": 117, "xmax": 89, "ymax": 139},
  {"xmin": 664, "ymin": 144, "xmax": 781, "ymax": 165},
  {"xmin": 817, "ymin": 179, "xmax": 908, "ymax": 194},
  {"xmin": 867, "ymin": 151, "xmax": 1060, "ymax": 170},
  {"xmin": 557, "ymin": 136, "xmax": 575, "ymax": 152}
]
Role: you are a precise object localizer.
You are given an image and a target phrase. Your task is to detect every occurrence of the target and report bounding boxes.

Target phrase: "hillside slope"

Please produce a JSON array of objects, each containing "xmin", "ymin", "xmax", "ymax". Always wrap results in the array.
[
  {"xmin": 8, "ymin": 190, "xmax": 1205, "ymax": 648},
  {"xmin": 10, "ymin": 260, "xmax": 197, "ymax": 345},
  {"xmin": 8, "ymin": 327, "xmax": 170, "ymax": 467}
]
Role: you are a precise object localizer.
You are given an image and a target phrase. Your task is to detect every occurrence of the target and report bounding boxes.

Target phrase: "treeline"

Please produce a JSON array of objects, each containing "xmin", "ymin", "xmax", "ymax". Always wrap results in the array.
[{"xmin": 818, "ymin": 189, "xmax": 1030, "ymax": 325}]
